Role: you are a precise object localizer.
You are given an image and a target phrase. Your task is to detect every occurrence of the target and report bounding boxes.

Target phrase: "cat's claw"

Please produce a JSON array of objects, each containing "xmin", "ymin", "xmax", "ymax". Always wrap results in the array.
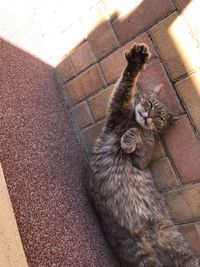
[{"xmin": 125, "ymin": 44, "xmax": 149, "ymax": 66}]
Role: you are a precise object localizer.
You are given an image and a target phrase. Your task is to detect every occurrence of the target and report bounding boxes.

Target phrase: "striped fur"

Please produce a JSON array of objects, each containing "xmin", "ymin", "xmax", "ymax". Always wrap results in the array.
[{"xmin": 89, "ymin": 44, "xmax": 198, "ymax": 267}]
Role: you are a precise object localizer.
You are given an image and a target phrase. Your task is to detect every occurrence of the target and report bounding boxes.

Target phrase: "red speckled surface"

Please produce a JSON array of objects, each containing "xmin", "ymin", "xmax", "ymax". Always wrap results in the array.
[{"xmin": 0, "ymin": 38, "xmax": 117, "ymax": 267}]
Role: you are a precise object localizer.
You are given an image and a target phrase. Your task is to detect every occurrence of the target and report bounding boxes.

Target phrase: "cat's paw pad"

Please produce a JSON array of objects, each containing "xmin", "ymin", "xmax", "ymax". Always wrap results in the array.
[{"xmin": 125, "ymin": 44, "xmax": 149, "ymax": 66}]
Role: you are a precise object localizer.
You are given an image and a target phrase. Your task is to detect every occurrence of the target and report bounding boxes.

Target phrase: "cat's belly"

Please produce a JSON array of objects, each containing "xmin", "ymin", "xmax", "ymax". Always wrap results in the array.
[{"xmin": 91, "ymin": 160, "xmax": 165, "ymax": 226}]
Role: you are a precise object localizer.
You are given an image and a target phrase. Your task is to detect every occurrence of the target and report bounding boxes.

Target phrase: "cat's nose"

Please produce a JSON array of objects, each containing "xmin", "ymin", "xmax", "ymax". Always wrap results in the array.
[{"xmin": 142, "ymin": 112, "xmax": 148, "ymax": 118}]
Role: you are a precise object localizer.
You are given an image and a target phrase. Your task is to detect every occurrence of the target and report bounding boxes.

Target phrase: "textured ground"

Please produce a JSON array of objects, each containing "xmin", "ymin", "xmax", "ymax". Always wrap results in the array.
[{"xmin": 0, "ymin": 38, "xmax": 117, "ymax": 266}]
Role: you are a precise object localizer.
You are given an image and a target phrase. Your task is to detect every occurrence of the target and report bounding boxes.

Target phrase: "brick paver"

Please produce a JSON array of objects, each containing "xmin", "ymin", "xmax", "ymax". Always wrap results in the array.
[
  {"xmin": 150, "ymin": 158, "xmax": 178, "ymax": 191},
  {"xmin": 164, "ymin": 184, "xmax": 200, "ymax": 223},
  {"xmin": 163, "ymin": 115, "xmax": 200, "ymax": 183},
  {"xmin": 176, "ymin": 0, "xmax": 200, "ymax": 37},
  {"xmin": 70, "ymin": 41, "xmax": 96, "ymax": 73},
  {"xmin": 64, "ymin": 65, "xmax": 105, "ymax": 105},
  {"xmin": 179, "ymin": 223, "xmax": 200, "ymax": 255},
  {"xmin": 150, "ymin": 12, "xmax": 200, "ymax": 81},
  {"xmin": 56, "ymin": 57, "xmax": 75, "ymax": 83},
  {"xmin": 88, "ymin": 85, "xmax": 113, "ymax": 121},
  {"xmin": 112, "ymin": 0, "xmax": 175, "ymax": 44},
  {"xmin": 82, "ymin": 2, "xmax": 118, "ymax": 59},
  {"xmin": 72, "ymin": 102, "xmax": 93, "ymax": 128},
  {"xmin": 176, "ymin": 71, "xmax": 200, "ymax": 132}
]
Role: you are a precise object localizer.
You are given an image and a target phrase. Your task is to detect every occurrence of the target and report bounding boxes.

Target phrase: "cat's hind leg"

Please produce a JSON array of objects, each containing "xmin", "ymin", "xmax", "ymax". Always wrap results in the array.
[
  {"xmin": 103, "ymin": 220, "xmax": 162, "ymax": 267},
  {"xmin": 153, "ymin": 218, "xmax": 199, "ymax": 266},
  {"xmin": 116, "ymin": 233, "xmax": 163, "ymax": 267}
]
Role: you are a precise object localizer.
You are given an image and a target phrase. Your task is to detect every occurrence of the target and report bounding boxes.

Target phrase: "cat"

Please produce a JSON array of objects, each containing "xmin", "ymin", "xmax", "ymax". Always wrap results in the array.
[{"xmin": 89, "ymin": 44, "xmax": 199, "ymax": 267}]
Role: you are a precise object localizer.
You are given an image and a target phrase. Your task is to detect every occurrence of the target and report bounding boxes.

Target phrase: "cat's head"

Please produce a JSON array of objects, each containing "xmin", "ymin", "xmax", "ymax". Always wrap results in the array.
[{"xmin": 134, "ymin": 84, "xmax": 180, "ymax": 132}]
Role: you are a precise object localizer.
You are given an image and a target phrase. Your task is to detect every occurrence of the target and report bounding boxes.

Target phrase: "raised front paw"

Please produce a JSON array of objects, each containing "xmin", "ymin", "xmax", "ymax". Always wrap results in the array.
[{"xmin": 125, "ymin": 44, "xmax": 149, "ymax": 66}]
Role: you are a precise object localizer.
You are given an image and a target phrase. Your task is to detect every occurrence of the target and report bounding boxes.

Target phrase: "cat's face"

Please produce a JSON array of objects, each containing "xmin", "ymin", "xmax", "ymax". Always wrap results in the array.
[{"xmin": 134, "ymin": 88, "xmax": 179, "ymax": 132}]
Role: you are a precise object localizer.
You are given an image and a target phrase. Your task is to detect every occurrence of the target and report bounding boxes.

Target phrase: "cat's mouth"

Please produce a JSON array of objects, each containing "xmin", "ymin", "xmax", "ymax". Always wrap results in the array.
[
  {"xmin": 138, "ymin": 111, "xmax": 148, "ymax": 124},
  {"xmin": 138, "ymin": 111, "xmax": 151, "ymax": 127},
  {"xmin": 136, "ymin": 109, "xmax": 154, "ymax": 129}
]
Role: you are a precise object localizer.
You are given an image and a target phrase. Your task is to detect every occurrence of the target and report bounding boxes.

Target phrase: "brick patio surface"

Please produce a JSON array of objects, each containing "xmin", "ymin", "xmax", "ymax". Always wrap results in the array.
[{"xmin": 57, "ymin": 0, "xmax": 200, "ymax": 256}]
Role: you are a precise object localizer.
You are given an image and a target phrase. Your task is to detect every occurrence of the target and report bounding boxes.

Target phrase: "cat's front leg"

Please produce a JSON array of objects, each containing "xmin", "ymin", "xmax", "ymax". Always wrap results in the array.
[
  {"xmin": 120, "ymin": 128, "xmax": 142, "ymax": 154},
  {"xmin": 105, "ymin": 44, "xmax": 149, "ymax": 133},
  {"xmin": 125, "ymin": 43, "xmax": 149, "ymax": 76}
]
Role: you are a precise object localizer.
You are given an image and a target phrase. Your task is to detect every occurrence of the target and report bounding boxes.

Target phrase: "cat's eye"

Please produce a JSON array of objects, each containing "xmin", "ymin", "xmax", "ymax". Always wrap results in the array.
[{"xmin": 147, "ymin": 101, "xmax": 152, "ymax": 109}]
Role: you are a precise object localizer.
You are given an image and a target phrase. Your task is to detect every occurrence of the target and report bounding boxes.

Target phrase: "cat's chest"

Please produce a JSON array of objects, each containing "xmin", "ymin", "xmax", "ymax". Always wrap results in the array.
[
  {"xmin": 129, "ymin": 131, "xmax": 155, "ymax": 162},
  {"xmin": 141, "ymin": 130, "xmax": 155, "ymax": 147}
]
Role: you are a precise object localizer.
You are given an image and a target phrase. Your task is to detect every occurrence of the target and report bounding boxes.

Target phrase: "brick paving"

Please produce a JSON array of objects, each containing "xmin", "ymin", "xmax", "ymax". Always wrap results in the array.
[{"xmin": 57, "ymin": 0, "xmax": 200, "ymax": 255}]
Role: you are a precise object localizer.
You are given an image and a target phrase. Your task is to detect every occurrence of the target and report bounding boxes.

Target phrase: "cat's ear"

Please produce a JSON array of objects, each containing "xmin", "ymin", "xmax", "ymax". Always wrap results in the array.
[
  {"xmin": 169, "ymin": 113, "xmax": 181, "ymax": 122},
  {"xmin": 152, "ymin": 83, "xmax": 163, "ymax": 97}
]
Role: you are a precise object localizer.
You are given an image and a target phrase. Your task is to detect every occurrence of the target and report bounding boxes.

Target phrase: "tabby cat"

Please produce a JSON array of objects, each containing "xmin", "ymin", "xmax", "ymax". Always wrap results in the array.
[{"xmin": 89, "ymin": 44, "xmax": 199, "ymax": 266}]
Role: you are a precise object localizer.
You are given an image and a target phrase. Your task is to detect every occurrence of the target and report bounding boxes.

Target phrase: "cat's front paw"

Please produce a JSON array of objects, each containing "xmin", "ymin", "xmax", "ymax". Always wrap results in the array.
[
  {"xmin": 120, "ymin": 128, "xmax": 141, "ymax": 154},
  {"xmin": 125, "ymin": 44, "xmax": 149, "ymax": 66}
]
